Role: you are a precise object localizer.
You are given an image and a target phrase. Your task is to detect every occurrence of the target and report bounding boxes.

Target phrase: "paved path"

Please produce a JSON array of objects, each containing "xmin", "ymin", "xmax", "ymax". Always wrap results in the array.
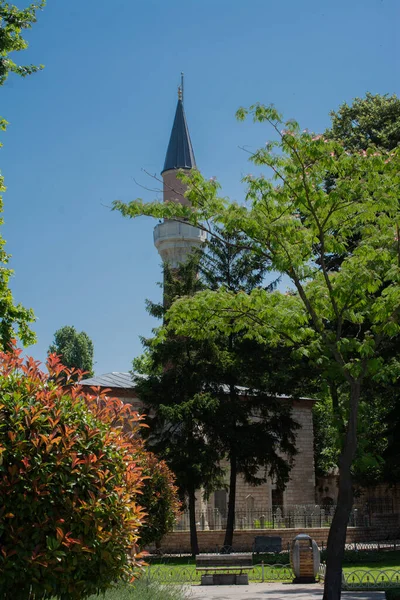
[{"xmin": 189, "ymin": 582, "xmax": 385, "ymax": 599}]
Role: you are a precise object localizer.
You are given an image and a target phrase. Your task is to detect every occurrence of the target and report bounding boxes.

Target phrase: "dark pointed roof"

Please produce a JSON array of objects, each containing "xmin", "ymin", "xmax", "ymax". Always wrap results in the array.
[{"xmin": 162, "ymin": 98, "xmax": 196, "ymax": 174}]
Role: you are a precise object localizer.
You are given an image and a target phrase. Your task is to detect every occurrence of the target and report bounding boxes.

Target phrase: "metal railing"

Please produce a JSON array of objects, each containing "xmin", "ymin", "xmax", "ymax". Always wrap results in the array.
[
  {"xmin": 319, "ymin": 563, "xmax": 400, "ymax": 590},
  {"xmin": 147, "ymin": 539, "xmax": 400, "ymax": 557},
  {"xmin": 173, "ymin": 504, "xmax": 368, "ymax": 532}
]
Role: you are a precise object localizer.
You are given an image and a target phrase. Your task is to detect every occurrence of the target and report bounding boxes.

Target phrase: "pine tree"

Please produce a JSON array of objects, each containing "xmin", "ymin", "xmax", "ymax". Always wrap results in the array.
[
  {"xmin": 132, "ymin": 259, "xmax": 224, "ymax": 556},
  {"xmin": 198, "ymin": 229, "xmax": 298, "ymax": 548},
  {"xmin": 135, "ymin": 235, "xmax": 299, "ymax": 552}
]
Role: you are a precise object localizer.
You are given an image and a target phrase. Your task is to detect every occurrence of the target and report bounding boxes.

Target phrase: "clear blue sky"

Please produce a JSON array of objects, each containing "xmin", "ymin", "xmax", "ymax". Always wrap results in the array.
[{"xmin": 1, "ymin": 0, "xmax": 399, "ymax": 375}]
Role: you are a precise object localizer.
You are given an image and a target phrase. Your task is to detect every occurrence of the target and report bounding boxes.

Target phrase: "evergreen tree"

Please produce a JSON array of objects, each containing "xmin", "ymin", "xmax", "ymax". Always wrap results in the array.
[
  {"xmin": 132, "ymin": 260, "xmax": 224, "ymax": 556},
  {"xmin": 198, "ymin": 229, "xmax": 298, "ymax": 548},
  {"xmin": 135, "ymin": 235, "xmax": 299, "ymax": 551}
]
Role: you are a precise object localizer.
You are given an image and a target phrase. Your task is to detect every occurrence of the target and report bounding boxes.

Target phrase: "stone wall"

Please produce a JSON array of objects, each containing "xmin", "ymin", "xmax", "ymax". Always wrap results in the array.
[
  {"xmin": 284, "ymin": 400, "xmax": 316, "ymax": 505},
  {"xmin": 85, "ymin": 386, "xmax": 318, "ymax": 511},
  {"xmin": 157, "ymin": 521, "xmax": 400, "ymax": 553},
  {"xmin": 204, "ymin": 398, "xmax": 316, "ymax": 513}
]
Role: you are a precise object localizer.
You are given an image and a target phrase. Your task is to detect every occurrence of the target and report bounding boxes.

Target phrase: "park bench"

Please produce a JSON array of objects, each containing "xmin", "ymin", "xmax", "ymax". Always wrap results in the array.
[
  {"xmin": 196, "ymin": 553, "xmax": 253, "ymax": 585},
  {"xmin": 253, "ymin": 535, "xmax": 282, "ymax": 555}
]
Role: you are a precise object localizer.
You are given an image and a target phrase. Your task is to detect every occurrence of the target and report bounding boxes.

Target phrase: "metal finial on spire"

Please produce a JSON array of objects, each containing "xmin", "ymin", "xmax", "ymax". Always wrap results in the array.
[
  {"xmin": 178, "ymin": 85, "xmax": 182, "ymax": 101},
  {"xmin": 181, "ymin": 72, "xmax": 184, "ymax": 104}
]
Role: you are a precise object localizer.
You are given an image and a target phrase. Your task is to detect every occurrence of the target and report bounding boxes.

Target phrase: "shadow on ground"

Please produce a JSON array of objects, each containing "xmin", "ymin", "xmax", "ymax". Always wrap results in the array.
[{"xmin": 189, "ymin": 582, "xmax": 385, "ymax": 600}]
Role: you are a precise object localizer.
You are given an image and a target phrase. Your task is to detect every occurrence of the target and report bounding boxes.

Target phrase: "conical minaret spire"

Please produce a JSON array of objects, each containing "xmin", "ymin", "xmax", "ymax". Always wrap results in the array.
[
  {"xmin": 153, "ymin": 76, "xmax": 206, "ymax": 268},
  {"xmin": 162, "ymin": 78, "xmax": 196, "ymax": 174}
]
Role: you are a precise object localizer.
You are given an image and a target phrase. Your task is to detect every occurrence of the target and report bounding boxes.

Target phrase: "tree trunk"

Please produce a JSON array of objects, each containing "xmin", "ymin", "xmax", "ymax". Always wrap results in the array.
[
  {"xmin": 323, "ymin": 381, "xmax": 361, "ymax": 600},
  {"xmin": 188, "ymin": 487, "xmax": 199, "ymax": 557},
  {"xmin": 223, "ymin": 452, "xmax": 237, "ymax": 549}
]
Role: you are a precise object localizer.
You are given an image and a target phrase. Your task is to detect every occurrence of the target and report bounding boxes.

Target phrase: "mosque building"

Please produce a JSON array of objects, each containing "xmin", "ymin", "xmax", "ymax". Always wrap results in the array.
[{"xmin": 81, "ymin": 82, "xmax": 324, "ymax": 530}]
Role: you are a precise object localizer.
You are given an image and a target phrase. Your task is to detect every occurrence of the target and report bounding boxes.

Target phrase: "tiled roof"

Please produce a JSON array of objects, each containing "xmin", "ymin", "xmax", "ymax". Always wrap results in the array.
[
  {"xmin": 80, "ymin": 373, "xmax": 315, "ymax": 402},
  {"xmin": 80, "ymin": 372, "xmax": 135, "ymax": 389}
]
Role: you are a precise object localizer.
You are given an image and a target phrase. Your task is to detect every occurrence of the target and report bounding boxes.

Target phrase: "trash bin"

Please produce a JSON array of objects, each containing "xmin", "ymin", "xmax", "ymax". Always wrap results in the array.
[{"xmin": 290, "ymin": 533, "xmax": 320, "ymax": 583}]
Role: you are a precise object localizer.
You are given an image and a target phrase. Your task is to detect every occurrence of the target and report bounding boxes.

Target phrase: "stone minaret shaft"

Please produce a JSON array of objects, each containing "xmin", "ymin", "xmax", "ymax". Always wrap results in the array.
[{"xmin": 153, "ymin": 81, "xmax": 206, "ymax": 268}]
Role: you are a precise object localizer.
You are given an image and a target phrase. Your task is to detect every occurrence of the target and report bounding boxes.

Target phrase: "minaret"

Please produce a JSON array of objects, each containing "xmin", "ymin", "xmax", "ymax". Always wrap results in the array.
[{"xmin": 153, "ymin": 76, "xmax": 207, "ymax": 267}]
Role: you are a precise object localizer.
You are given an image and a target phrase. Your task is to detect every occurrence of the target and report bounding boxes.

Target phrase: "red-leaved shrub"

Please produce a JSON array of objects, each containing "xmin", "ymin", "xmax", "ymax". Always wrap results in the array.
[{"xmin": 0, "ymin": 347, "xmax": 146, "ymax": 599}]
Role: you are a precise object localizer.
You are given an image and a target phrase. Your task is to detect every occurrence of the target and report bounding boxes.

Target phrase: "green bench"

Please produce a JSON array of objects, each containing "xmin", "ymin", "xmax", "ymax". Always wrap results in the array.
[{"xmin": 253, "ymin": 535, "xmax": 282, "ymax": 554}]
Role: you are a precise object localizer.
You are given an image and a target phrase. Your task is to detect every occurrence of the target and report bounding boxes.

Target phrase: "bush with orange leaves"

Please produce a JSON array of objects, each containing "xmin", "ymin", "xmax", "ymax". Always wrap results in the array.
[
  {"xmin": 0, "ymin": 347, "xmax": 148, "ymax": 600},
  {"xmin": 137, "ymin": 451, "xmax": 181, "ymax": 549}
]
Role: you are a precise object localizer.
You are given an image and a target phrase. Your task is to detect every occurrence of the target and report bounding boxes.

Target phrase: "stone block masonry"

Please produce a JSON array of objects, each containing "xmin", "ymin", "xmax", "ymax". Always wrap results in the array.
[{"xmin": 157, "ymin": 525, "xmax": 397, "ymax": 554}]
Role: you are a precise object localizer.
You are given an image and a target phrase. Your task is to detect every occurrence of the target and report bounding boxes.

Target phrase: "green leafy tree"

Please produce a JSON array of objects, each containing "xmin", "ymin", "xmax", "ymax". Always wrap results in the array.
[
  {"xmin": 0, "ymin": 1, "xmax": 44, "ymax": 348},
  {"xmin": 114, "ymin": 103, "xmax": 400, "ymax": 600},
  {"xmin": 133, "ymin": 260, "xmax": 225, "ymax": 556},
  {"xmin": 0, "ymin": 1, "xmax": 45, "ymax": 85},
  {"xmin": 198, "ymin": 229, "xmax": 298, "ymax": 549},
  {"xmin": 321, "ymin": 93, "xmax": 400, "ymax": 487},
  {"xmin": 49, "ymin": 325, "xmax": 94, "ymax": 379},
  {"xmin": 136, "ymin": 237, "xmax": 299, "ymax": 551},
  {"xmin": 327, "ymin": 92, "xmax": 400, "ymax": 152},
  {"xmin": 0, "ymin": 347, "xmax": 146, "ymax": 599}
]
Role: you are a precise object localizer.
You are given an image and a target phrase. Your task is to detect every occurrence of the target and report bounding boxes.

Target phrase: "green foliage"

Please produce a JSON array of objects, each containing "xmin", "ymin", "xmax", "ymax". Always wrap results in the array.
[
  {"xmin": 133, "ymin": 260, "xmax": 225, "ymax": 555},
  {"xmin": 0, "ymin": 1, "xmax": 45, "ymax": 349},
  {"xmin": 134, "ymin": 232, "xmax": 299, "ymax": 550},
  {"xmin": 115, "ymin": 109, "xmax": 400, "ymax": 382},
  {"xmin": 115, "ymin": 101, "xmax": 400, "ymax": 595},
  {"xmin": 197, "ymin": 228, "xmax": 298, "ymax": 486},
  {"xmin": 0, "ymin": 130, "xmax": 35, "ymax": 348},
  {"xmin": 137, "ymin": 452, "xmax": 181, "ymax": 548},
  {"xmin": 327, "ymin": 92, "xmax": 400, "ymax": 152},
  {"xmin": 49, "ymin": 325, "xmax": 94, "ymax": 379},
  {"xmin": 0, "ymin": 1, "xmax": 45, "ymax": 85},
  {"xmin": 0, "ymin": 347, "xmax": 146, "ymax": 599},
  {"xmin": 133, "ymin": 261, "xmax": 225, "ymax": 501},
  {"xmin": 313, "ymin": 396, "xmax": 339, "ymax": 477},
  {"xmin": 199, "ymin": 225, "xmax": 273, "ymax": 293},
  {"xmin": 320, "ymin": 93, "xmax": 400, "ymax": 486}
]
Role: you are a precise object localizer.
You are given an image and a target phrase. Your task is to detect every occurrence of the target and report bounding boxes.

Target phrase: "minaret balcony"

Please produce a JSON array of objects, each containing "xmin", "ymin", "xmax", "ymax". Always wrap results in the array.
[{"xmin": 154, "ymin": 220, "xmax": 207, "ymax": 267}]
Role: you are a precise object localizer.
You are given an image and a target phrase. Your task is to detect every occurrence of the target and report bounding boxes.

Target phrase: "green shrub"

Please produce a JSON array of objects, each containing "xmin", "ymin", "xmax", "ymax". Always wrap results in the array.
[
  {"xmin": 339, "ymin": 550, "xmax": 400, "ymax": 565},
  {"xmin": 137, "ymin": 452, "xmax": 181, "ymax": 548}
]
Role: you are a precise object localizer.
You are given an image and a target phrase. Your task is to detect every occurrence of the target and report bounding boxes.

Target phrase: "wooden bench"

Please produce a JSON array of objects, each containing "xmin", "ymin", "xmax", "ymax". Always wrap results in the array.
[
  {"xmin": 253, "ymin": 535, "xmax": 282, "ymax": 554},
  {"xmin": 196, "ymin": 553, "xmax": 253, "ymax": 585}
]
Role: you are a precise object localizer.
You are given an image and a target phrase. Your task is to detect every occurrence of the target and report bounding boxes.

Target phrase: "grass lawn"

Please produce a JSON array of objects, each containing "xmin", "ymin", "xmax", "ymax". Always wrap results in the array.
[
  {"xmin": 74, "ymin": 551, "xmax": 400, "ymax": 597},
  {"xmin": 146, "ymin": 562, "xmax": 293, "ymax": 584},
  {"xmin": 342, "ymin": 550, "xmax": 400, "ymax": 579},
  {"xmin": 147, "ymin": 552, "xmax": 294, "ymax": 583},
  {"xmin": 335, "ymin": 551, "xmax": 400, "ymax": 590}
]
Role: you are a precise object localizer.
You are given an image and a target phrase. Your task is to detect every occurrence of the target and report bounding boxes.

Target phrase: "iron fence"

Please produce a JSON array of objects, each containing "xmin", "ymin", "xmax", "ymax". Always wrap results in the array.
[
  {"xmin": 173, "ymin": 504, "xmax": 369, "ymax": 532},
  {"xmin": 147, "ymin": 539, "xmax": 400, "ymax": 557},
  {"xmin": 319, "ymin": 563, "xmax": 400, "ymax": 590}
]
